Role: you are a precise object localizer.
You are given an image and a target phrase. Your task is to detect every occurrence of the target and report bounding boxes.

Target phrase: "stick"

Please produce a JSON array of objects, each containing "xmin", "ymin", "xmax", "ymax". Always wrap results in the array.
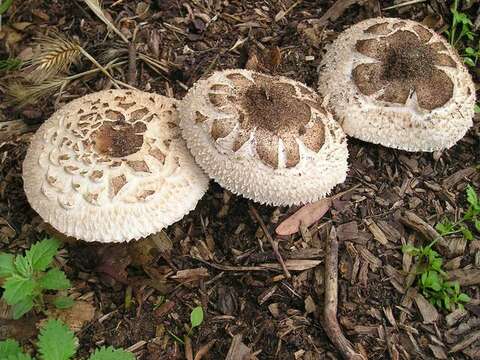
[
  {"xmin": 185, "ymin": 336, "xmax": 193, "ymax": 360},
  {"xmin": 194, "ymin": 340, "xmax": 216, "ymax": 360},
  {"xmin": 249, "ymin": 204, "xmax": 291, "ymax": 278},
  {"xmin": 323, "ymin": 227, "xmax": 365, "ymax": 360},
  {"xmin": 382, "ymin": 0, "xmax": 426, "ymax": 10},
  {"xmin": 128, "ymin": 27, "xmax": 138, "ymax": 86}
]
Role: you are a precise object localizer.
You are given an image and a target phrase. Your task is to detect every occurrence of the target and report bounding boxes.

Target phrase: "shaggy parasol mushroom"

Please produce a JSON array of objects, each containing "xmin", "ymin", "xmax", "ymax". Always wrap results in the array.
[
  {"xmin": 179, "ymin": 69, "xmax": 349, "ymax": 206},
  {"xmin": 318, "ymin": 18, "xmax": 476, "ymax": 152},
  {"xmin": 23, "ymin": 89, "xmax": 209, "ymax": 243}
]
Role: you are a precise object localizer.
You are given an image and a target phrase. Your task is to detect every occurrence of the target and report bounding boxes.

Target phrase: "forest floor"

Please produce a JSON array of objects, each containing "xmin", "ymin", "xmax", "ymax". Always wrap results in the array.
[{"xmin": 0, "ymin": 0, "xmax": 479, "ymax": 359}]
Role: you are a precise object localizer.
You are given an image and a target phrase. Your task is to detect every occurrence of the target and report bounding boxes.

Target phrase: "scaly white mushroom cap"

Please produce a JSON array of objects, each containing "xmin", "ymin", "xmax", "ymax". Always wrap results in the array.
[
  {"xmin": 23, "ymin": 89, "xmax": 209, "ymax": 243},
  {"xmin": 179, "ymin": 69, "xmax": 349, "ymax": 206},
  {"xmin": 318, "ymin": 17, "xmax": 476, "ymax": 152}
]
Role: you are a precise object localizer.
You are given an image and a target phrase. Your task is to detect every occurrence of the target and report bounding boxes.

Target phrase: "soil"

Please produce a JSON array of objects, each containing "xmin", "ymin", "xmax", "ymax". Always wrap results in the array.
[{"xmin": 1, "ymin": 0, "xmax": 480, "ymax": 359}]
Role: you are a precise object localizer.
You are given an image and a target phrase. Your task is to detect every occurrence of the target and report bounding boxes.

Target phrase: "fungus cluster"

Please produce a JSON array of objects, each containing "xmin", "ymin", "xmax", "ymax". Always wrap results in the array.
[
  {"xmin": 23, "ymin": 90, "xmax": 209, "ymax": 243},
  {"xmin": 22, "ymin": 18, "xmax": 476, "ymax": 243},
  {"xmin": 318, "ymin": 18, "xmax": 476, "ymax": 152},
  {"xmin": 178, "ymin": 69, "xmax": 349, "ymax": 206}
]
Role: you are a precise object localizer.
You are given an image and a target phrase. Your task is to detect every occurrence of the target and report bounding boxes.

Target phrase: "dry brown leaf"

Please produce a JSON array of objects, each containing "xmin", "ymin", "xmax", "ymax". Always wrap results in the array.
[
  {"xmin": 276, "ymin": 198, "xmax": 332, "ymax": 236},
  {"xmin": 47, "ymin": 301, "xmax": 95, "ymax": 332}
]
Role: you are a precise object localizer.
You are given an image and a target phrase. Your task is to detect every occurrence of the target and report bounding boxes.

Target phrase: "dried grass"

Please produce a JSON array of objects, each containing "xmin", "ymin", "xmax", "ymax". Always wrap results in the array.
[
  {"xmin": 26, "ymin": 33, "xmax": 81, "ymax": 83},
  {"xmin": 83, "ymin": 0, "xmax": 129, "ymax": 44}
]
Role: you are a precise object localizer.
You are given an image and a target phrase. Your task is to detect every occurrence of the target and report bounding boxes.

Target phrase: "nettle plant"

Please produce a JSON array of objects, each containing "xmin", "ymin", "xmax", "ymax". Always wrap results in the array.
[
  {"xmin": 0, "ymin": 238, "xmax": 74, "ymax": 319},
  {"xmin": 436, "ymin": 185, "xmax": 480, "ymax": 241},
  {"xmin": 445, "ymin": 0, "xmax": 480, "ymax": 113},
  {"xmin": 402, "ymin": 185, "xmax": 479, "ymax": 310},
  {"xmin": 0, "ymin": 318, "xmax": 134, "ymax": 360},
  {"xmin": 402, "ymin": 242, "xmax": 470, "ymax": 310}
]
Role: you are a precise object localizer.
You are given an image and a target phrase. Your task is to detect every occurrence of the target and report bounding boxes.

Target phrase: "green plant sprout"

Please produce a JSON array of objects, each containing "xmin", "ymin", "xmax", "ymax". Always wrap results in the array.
[
  {"xmin": 444, "ymin": 1, "xmax": 480, "ymax": 112},
  {"xmin": 0, "ymin": 238, "xmax": 74, "ymax": 319},
  {"xmin": 402, "ymin": 242, "xmax": 470, "ymax": 311},
  {"xmin": 167, "ymin": 306, "xmax": 204, "ymax": 345},
  {"xmin": 446, "ymin": 0, "xmax": 476, "ymax": 47},
  {"xmin": 435, "ymin": 185, "xmax": 480, "ymax": 241},
  {"xmin": 0, "ymin": 318, "xmax": 134, "ymax": 360}
]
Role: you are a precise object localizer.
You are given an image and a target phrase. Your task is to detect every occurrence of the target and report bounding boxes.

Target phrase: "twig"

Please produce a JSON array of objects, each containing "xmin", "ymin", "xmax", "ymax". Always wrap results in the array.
[
  {"xmin": 185, "ymin": 336, "xmax": 194, "ymax": 360},
  {"xmin": 249, "ymin": 204, "xmax": 291, "ymax": 279},
  {"xmin": 194, "ymin": 340, "xmax": 216, "ymax": 360},
  {"xmin": 382, "ymin": 0, "xmax": 426, "ymax": 10},
  {"xmin": 128, "ymin": 27, "xmax": 138, "ymax": 86},
  {"xmin": 323, "ymin": 227, "xmax": 365, "ymax": 360}
]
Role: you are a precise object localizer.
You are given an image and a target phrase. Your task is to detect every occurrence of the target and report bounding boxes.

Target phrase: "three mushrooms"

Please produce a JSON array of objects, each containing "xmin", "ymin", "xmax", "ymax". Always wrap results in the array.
[{"xmin": 23, "ymin": 18, "xmax": 477, "ymax": 243}]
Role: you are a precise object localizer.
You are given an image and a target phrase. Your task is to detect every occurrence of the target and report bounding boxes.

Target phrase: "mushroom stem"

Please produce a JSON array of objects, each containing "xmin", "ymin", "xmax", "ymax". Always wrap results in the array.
[
  {"xmin": 323, "ymin": 227, "xmax": 365, "ymax": 360},
  {"xmin": 249, "ymin": 204, "xmax": 291, "ymax": 279}
]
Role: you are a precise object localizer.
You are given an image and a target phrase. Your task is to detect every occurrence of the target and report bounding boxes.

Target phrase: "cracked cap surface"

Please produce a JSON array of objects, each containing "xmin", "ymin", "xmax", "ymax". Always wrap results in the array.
[{"xmin": 23, "ymin": 89, "xmax": 209, "ymax": 243}]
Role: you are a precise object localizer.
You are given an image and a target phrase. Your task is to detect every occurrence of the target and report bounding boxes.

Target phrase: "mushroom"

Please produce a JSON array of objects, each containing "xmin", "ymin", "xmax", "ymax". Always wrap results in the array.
[
  {"xmin": 179, "ymin": 69, "xmax": 349, "ymax": 206},
  {"xmin": 318, "ymin": 17, "xmax": 476, "ymax": 152},
  {"xmin": 23, "ymin": 89, "xmax": 209, "ymax": 243}
]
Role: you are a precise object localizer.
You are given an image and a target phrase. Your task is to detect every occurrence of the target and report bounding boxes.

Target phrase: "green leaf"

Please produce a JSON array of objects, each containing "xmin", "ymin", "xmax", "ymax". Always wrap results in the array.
[
  {"xmin": 190, "ymin": 306, "xmax": 204, "ymax": 329},
  {"xmin": 0, "ymin": 0, "xmax": 14, "ymax": 15},
  {"xmin": 475, "ymin": 103, "xmax": 480, "ymax": 114},
  {"xmin": 401, "ymin": 244, "xmax": 419, "ymax": 255},
  {"xmin": 466, "ymin": 185, "xmax": 479, "ymax": 208},
  {"xmin": 0, "ymin": 339, "xmax": 23, "ymax": 357},
  {"xmin": 424, "ymin": 271, "xmax": 442, "ymax": 292},
  {"xmin": 435, "ymin": 220, "xmax": 454, "ymax": 235},
  {"xmin": 475, "ymin": 219, "xmax": 480, "ymax": 233},
  {"xmin": 38, "ymin": 268, "xmax": 70, "ymax": 290},
  {"xmin": 14, "ymin": 256, "xmax": 32, "ymax": 278},
  {"xmin": 444, "ymin": 295, "xmax": 451, "ymax": 310},
  {"xmin": 26, "ymin": 238, "xmax": 59, "ymax": 272},
  {"xmin": 53, "ymin": 296, "xmax": 74, "ymax": 309},
  {"xmin": 458, "ymin": 293, "xmax": 470, "ymax": 303},
  {"xmin": 461, "ymin": 226, "xmax": 473, "ymax": 241},
  {"xmin": 0, "ymin": 253, "xmax": 16, "ymax": 278},
  {"xmin": 431, "ymin": 258, "xmax": 443, "ymax": 272},
  {"xmin": 465, "ymin": 47, "xmax": 476, "ymax": 55},
  {"xmin": 2, "ymin": 276, "xmax": 35, "ymax": 305},
  {"xmin": 12, "ymin": 297, "xmax": 33, "ymax": 319},
  {"xmin": 88, "ymin": 346, "xmax": 135, "ymax": 360},
  {"xmin": 37, "ymin": 319, "xmax": 77, "ymax": 360},
  {"xmin": 464, "ymin": 57, "xmax": 475, "ymax": 67}
]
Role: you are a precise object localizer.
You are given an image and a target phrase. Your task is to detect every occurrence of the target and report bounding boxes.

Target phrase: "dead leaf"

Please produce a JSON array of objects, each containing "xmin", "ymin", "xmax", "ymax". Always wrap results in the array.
[
  {"xmin": 48, "ymin": 301, "xmax": 95, "ymax": 332},
  {"xmin": 95, "ymin": 244, "xmax": 132, "ymax": 285},
  {"xmin": 276, "ymin": 198, "xmax": 332, "ymax": 236}
]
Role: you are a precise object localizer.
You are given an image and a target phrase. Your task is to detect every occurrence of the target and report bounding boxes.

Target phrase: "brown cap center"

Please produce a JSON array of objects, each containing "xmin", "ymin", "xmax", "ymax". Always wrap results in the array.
[
  {"xmin": 240, "ymin": 82, "xmax": 310, "ymax": 133},
  {"xmin": 93, "ymin": 121, "xmax": 144, "ymax": 158},
  {"xmin": 382, "ymin": 38, "xmax": 434, "ymax": 82}
]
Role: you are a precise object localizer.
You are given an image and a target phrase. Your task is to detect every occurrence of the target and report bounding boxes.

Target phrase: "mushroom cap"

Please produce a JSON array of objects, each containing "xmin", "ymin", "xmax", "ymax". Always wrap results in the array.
[
  {"xmin": 179, "ymin": 69, "xmax": 349, "ymax": 206},
  {"xmin": 23, "ymin": 89, "xmax": 209, "ymax": 243},
  {"xmin": 318, "ymin": 17, "xmax": 476, "ymax": 152}
]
